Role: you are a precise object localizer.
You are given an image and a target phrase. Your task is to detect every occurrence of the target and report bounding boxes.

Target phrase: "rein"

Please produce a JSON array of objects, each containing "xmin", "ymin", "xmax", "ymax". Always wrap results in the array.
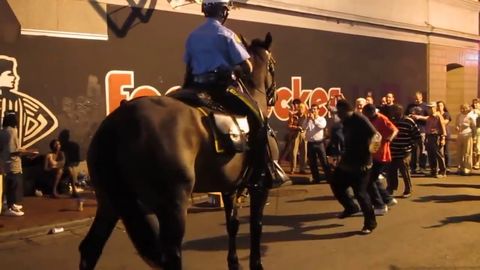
[{"xmin": 243, "ymin": 50, "xmax": 277, "ymax": 107}]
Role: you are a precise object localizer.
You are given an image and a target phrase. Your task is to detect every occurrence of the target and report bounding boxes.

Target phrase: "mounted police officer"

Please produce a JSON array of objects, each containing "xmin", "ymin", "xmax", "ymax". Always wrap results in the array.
[{"xmin": 183, "ymin": 0, "xmax": 289, "ymax": 188}]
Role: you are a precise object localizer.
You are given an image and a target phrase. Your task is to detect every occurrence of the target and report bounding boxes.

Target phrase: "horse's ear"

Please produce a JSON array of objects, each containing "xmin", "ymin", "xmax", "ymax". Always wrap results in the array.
[
  {"xmin": 264, "ymin": 32, "xmax": 272, "ymax": 50},
  {"xmin": 239, "ymin": 34, "xmax": 249, "ymax": 49}
]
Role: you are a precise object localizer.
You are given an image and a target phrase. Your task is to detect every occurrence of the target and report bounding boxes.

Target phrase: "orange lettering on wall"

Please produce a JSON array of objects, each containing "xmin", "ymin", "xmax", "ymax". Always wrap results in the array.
[
  {"xmin": 271, "ymin": 76, "xmax": 342, "ymax": 120},
  {"xmin": 105, "ymin": 71, "xmax": 343, "ymax": 121},
  {"xmin": 105, "ymin": 71, "xmax": 133, "ymax": 115},
  {"xmin": 105, "ymin": 71, "xmax": 161, "ymax": 115},
  {"xmin": 272, "ymin": 87, "xmax": 293, "ymax": 121},
  {"xmin": 310, "ymin": 87, "xmax": 329, "ymax": 116}
]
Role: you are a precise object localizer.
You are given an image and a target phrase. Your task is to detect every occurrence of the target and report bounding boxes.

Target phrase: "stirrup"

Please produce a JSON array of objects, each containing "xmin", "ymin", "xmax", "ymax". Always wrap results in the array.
[{"xmin": 269, "ymin": 160, "xmax": 291, "ymax": 188}]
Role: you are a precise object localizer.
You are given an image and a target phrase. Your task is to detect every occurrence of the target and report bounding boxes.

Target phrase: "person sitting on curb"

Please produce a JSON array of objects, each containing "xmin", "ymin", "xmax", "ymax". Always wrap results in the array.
[{"xmin": 44, "ymin": 139, "xmax": 65, "ymax": 198}]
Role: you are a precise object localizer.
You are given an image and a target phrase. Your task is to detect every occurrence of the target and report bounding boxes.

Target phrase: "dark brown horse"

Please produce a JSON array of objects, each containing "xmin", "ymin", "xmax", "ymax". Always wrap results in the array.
[{"xmin": 79, "ymin": 33, "xmax": 278, "ymax": 270}]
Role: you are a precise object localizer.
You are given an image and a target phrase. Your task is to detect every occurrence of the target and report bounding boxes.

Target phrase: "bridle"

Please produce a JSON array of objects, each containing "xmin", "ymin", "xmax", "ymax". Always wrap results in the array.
[
  {"xmin": 239, "ymin": 44, "xmax": 277, "ymax": 108},
  {"xmin": 265, "ymin": 51, "xmax": 277, "ymax": 107}
]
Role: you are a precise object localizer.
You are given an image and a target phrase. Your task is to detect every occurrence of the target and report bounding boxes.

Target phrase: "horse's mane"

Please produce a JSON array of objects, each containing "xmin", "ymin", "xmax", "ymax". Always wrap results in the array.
[
  {"xmin": 250, "ymin": 39, "xmax": 266, "ymax": 49},
  {"xmin": 240, "ymin": 34, "xmax": 270, "ymax": 55}
]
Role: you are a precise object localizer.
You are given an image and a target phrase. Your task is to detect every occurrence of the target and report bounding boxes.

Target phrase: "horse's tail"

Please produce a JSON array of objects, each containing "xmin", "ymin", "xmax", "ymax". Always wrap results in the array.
[
  {"xmin": 85, "ymin": 104, "xmax": 183, "ymax": 268},
  {"xmin": 87, "ymin": 112, "xmax": 119, "ymax": 190}
]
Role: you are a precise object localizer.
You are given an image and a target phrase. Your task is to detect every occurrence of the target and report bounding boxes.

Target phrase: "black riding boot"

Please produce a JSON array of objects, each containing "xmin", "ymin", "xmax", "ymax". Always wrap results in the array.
[{"xmin": 260, "ymin": 126, "xmax": 291, "ymax": 188}]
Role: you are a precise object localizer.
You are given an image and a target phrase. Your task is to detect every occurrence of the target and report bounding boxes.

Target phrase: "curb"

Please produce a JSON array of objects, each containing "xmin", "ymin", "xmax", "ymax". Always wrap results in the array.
[
  {"xmin": 0, "ymin": 193, "xmax": 210, "ymax": 243},
  {"xmin": 0, "ymin": 217, "xmax": 94, "ymax": 243}
]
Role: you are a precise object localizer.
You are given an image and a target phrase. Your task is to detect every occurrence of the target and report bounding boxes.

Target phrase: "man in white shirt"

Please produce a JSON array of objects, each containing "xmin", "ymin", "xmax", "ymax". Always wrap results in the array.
[
  {"xmin": 302, "ymin": 103, "xmax": 330, "ymax": 183},
  {"xmin": 456, "ymin": 103, "xmax": 475, "ymax": 175},
  {"xmin": 468, "ymin": 98, "xmax": 480, "ymax": 169},
  {"xmin": 468, "ymin": 98, "xmax": 480, "ymax": 170}
]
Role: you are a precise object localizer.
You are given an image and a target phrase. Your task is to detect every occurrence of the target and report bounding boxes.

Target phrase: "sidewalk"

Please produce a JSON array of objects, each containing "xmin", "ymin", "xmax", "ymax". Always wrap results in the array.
[
  {"xmin": 0, "ymin": 190, "xmax": 210, "ymax": 243},
  {"xmin": 0, "ymin": 191, "xmax": 97, "ymax": 242}
]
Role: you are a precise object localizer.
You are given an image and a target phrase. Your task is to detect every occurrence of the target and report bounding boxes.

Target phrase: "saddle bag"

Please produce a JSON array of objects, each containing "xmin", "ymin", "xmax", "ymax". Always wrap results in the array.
[{"xmin": 210, "ymin": 113, "xmax": 249, "ymax": 153}]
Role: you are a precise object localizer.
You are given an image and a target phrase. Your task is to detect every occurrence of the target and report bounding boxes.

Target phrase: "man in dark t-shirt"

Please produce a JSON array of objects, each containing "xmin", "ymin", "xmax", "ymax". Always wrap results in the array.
[
  {"xmin": 329, "ymin": 99, "xmax": 377, "ymax": 234},
  {"xmin": 406, "ymin": 91, "xmax": 428, "ymax": 173}
]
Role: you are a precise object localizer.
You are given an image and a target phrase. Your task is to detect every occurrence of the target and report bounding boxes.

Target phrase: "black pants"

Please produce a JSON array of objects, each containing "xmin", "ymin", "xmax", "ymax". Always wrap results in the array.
[
  {"xmin": 307, "ymin": 141, "xmax": 330, "ymax": 182},
  {"xmin": 387, "ymin": 153, "xmax": 412, "ymax": 194},
  {"xmin": 330, "ymin": 167, "xmax": 376, "ymax": 229},
  {"xmin": 425, "ymin": 134, "xmax": 446, "ymax": 175},
  {"xmin": 410, "ymin": 133, "xmax": 427, "ymax": 171},
  {"xmin": 368, "ymin": 161, "xmax": 393, "ymax": 207},
  {"xmin": 5, "ymin": 172, "xmax": 23, "ymax": 208}
]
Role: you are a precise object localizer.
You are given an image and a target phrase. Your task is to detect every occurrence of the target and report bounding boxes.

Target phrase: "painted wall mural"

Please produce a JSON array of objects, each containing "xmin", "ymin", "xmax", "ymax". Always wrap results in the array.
[
  {"xmin": 0, "ymin": 4, "xmax": 427, "ymax": 157},
  {"xmin": 0, "ymin": 55, "xmax": 58, "ymax": 148},
  {"xmin": 105, "ymin": 70, "xmax": 343, "ymax": 119}
]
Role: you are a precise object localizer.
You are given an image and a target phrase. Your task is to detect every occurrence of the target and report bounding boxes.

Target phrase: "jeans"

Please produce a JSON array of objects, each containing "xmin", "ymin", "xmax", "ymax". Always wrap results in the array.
[
  {"xmin": 330, "ymin": 167, "xmax": 376, "ymax": 229},
  {"xmin": 410, "ymin": 132, "xmax": 427, "ymax": 171},
  {"xmin": 307, "ymin": 141, "xmax": 331, "ymax": 182},
  {"xmin": 5, "ymin": 172, "xmax": 23, "ymax": 208},
  {"xmin": 387, "ymin": 153, "xmax": 412, "ymax": 194},
  {"xmin": 368, "ymin": 161, "xmax": 393, "ymax": 207},
  {"xmin": 425, "ymin": 134, "xmax": 446, "ymax": 175}
]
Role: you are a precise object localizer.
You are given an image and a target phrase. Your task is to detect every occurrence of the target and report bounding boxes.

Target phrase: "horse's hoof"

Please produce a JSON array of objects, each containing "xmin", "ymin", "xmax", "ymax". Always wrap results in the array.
[
  {"xmin": 249, "ymin": 262, "xmax": 263, "ymax": 270},
  {"xmin": 228, "ymin": 262, "xmax": 241, "ymax": 270}
]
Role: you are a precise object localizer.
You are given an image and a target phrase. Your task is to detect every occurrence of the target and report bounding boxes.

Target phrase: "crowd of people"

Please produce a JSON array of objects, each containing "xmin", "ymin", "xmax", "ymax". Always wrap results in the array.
[
  {"xmin": 0, "ymin": 112, "xmax": 84, "ymax": 217},
  {"xmin": 281, "ymin": 91, "xmax": 480, "ymax": 233}
]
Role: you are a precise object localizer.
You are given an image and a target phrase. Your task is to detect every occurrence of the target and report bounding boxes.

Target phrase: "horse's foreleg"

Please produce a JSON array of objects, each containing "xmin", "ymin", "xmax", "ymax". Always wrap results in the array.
[
  {"xmin": 248, "ymin": 184, "xmax": 269, "ymax": 270},
  {"xmin": 222, "ymin": 192, "xmax": 240, "ymax": 270},
  {"xmin": 79, "ymin": 195, "xmax": 119, "ymax": 270}
]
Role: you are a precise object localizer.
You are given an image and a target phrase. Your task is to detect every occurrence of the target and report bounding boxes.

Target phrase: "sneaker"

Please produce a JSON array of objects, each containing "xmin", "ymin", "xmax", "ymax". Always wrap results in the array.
[
  {"xmin": 12, "ymin": 204, "xmax": 23, "ymax": 211},
  {"xmin": 35, "ymin": 189, "xmax": 43, "ymax": 197},
  {"xmin": 3, "ymin": 208, "xmax": 24, "ymax": 217},
  {"xmin": 361, "ymin": 227, "xmax": 373, "ymax": 234},
  {"xmin": 387, "ymin": 198, "xmax": 398, "ymax": 207},
  {"xmin": 402, "ymin": 192, "xmax": 412, "ymax": 198},
  {"xmin": 360, "ymin": 224, "xmax": 377, "ymax": 234},
  {"xmin": 374, "ymin": 205, "xmax": 388, "ymax": 216},
  {"xmin": 436, "ymin": 174, "xmax": 447, "ymax": 179}
]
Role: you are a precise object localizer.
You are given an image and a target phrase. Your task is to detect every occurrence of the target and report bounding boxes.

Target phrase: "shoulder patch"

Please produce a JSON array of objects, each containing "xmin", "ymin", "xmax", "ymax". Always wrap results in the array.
[{"xmin": 233, "ymin": 34, "xmax": 242, "ymax": 44}]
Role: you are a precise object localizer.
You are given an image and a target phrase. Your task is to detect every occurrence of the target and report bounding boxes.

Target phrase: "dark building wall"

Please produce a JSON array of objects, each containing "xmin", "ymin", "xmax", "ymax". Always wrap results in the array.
[{"xmin": 0, "ymin": 5, "xmax": 427, "ymax": 157}]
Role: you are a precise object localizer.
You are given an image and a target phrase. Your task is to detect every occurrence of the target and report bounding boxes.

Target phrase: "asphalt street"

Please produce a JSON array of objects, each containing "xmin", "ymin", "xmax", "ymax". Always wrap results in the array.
[{"xmin": 1, "ymin": 174, "xmax": 480, "ymax": 270}]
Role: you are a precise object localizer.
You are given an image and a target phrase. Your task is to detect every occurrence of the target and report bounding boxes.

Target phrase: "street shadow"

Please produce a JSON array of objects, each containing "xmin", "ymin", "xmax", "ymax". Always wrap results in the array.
[
  {"xmin": 424, "ymin": 213, "xmax": 480, "ymax": 228},
  {"xmin": 414, "ymin": 194, "xmax": 480, "ymax": 203},
  {"xmin": 287, "ymin": 195, "xmax": 336, "ymax": 203},
  {"xmin": 418, "ymin": 183, "xmax": 480, "ymax": 189},
  {"xmin": 183, "ymin": 226, "xmax": 358, "ymax": 252},
  {"xmin": 183, "ymin": 212, "xmax": 361, "ymax": 252},
  {"xmin": 262, "ymin": 212, "xmax": 341, "ymax": 226},
  {"xmin": 59, "ymin": 208, "xmax": 79, "ymax": 212}
]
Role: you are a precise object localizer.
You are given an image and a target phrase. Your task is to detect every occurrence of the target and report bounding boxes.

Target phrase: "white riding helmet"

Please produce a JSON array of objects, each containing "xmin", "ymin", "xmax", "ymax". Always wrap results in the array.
[{"xmin": 202, "ymin": 0, "xmax": 231, "ymax": 21}]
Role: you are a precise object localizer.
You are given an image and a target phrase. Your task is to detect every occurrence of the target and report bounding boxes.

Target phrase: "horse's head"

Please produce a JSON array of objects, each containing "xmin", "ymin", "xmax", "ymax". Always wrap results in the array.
[{"xmin": 241, "ymin": 33, "xmax": 277, "ymax": 115}]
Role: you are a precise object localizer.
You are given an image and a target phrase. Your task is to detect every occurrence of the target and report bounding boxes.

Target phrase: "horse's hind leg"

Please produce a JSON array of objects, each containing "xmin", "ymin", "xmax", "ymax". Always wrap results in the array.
[
  {"xmin": 248, "ymin": 184, "xmax": 269, "ymax": 270},
  {"xmin": 153, "ymin": 195, "xmax": 189, "ymax": 270},
  {"xmin": 79, "ymin": 191, "xmax": 119, "ymax": 270},
  {"xmin": 119, "ymin": 202, "xmax": 164, "ymax": 268},
  {"xmin": 222, "ymin": 192, "xmax": 240, "ymax": 270}
]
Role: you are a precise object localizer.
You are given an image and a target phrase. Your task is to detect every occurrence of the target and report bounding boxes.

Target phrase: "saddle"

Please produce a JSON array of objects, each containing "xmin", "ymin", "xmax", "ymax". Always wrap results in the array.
[
  {"xmin": 168, "ymin": 87, "xmax": 291, "ymax": 188},
  {"xmin": 167, "ymin": 88, "xmax": 250, "ymax": 154}
]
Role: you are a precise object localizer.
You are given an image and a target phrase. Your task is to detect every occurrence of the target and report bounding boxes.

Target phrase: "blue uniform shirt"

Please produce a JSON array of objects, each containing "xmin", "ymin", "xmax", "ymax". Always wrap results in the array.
[{"xmin": 184, "ymin": 18, "xmax": 250, "ymax": 75}]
